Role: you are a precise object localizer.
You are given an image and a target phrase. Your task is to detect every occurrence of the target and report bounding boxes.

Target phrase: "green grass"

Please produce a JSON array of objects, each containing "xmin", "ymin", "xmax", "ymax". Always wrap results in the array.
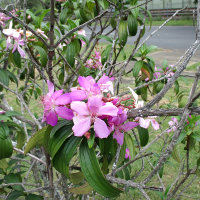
[
  {"xmin": 146, "ymin": 19, "xmax": 195, "ymax": 26},
  {"xmin": 186, "ymin": 62, "xmax": 200, "ymax": 71}
]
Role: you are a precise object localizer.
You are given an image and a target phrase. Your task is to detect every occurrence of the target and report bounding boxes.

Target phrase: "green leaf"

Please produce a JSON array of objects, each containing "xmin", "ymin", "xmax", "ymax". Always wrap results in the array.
[
  {"xmin": 97, "ymin": 35, "xmax": 113, "ymax": 43},
  {"xmin": 24, "ymin": 126, "xmax": 51, "ymax": 154},
  {"xmin": 12, "ymin": 51, "xmax": 21, "ymax": 68},
  {"xmin": 79, "ymin": 139, "xmax": 122, "ymax": 198},
  {"xmin": 26, "ymin": 10, "xmax": 40, "ymax": 27},
  {"xmin": 7, "ymin": 71, "xmax": 18, "ymax": 86},
  {"xmin": 48, "ymin": 124, "xmax": 73, "ymax": 159},
  {"xmin": 87, "ymin": 132, "xmax": 95, "ymax": 148},
  {"xmin": 65, "ymin": 39, "xmax": 81, "ymax": 67},
  {"xmin": 68, "ymin": 182, "xmax": 93, "ymax": 195},
  {"xmin": 25, "ymin": 194, "xmax": 43, "ymax": 200},
  {"xmin": 34, "ymin": 46, "xmax": 48, "ymax": 67},
  {"xmin": 38, "ymin": 9, "xmax": 50, "ymax": 27},
  {"xmin": 141, "ymin": 86, "xmax": 148, "ymax": 101},
  {"xmin": 0, "ymin": 69, "xmax": 9, "ymax": 87},
  {"xmin": 124, "ymin": 133, "xmax": 136, "ymax": 160},
  {"xmin": 60, "ymin": 8, "xmax": 68, "ymax": 24},
  {"xmin": 128, "ymin": 13, "xmax": 138, "ymax": 36},
  {"xmin": 4, "ymin": 173, "xmax": 24, "ymax": 191},
  {"xmin": 118, "ymin": 20, "xmax": 128, "ymax": 46},
  {"xmin": 3, "ymin": 122, "xmax": 26, "ymax": 149},
  {"xmin": 117, "ymin": 140, "xmax": 126, "ymax": 166},
  {"xmin": 0, "ymin": 159, "xmax": 8, "ymax": 172},
  {"xmin": 6, "ymin": 191, "xmax": 24, "ymax": 200},
  {"xmin": 101, "ymin": 44, "xmax": 112, "ymax": 65},
  {"xmin": 133, "ymin": 60, "xmax": 143, "ymax": 77},
  {"xmin": 50, "ymin": 120, "xmax": 72, "ymax": 138},
  {"xmin": 137, "ymin": 127, "xmax": 149, "ymax": 147},
  {"xmin": 53, "ymin": 136, "xmax": 81, "ymax": 177},
  {"xmin": 69, "ymin": 172, "xmax": 84, "ymax": 184},
  {"xmin": 0, "ymin": 125, "xmax": 13, "ymax": 159}
]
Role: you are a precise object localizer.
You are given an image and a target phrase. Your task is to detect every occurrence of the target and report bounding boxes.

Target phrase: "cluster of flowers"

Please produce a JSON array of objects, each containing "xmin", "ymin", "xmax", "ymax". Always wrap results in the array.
[
  {"xmin": 42, "ymin": 75, "xmax": 160, "ymax": 150},
  {"xmin": 153, "ymin": 65, "xmax": 175, "ymax": 80},
  {"xmin": 0, "ymin": 13, "xmax": 10, "ymax": 26},
  {"xmin": 85, "ymin": 50, "xmax": 103, "ymax": 70}
]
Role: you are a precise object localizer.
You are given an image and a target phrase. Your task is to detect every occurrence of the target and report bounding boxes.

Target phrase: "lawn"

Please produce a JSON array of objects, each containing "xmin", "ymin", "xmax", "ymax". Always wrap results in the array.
[{"xmin": 146, "ymin": 19, "xmax": 195, "ymax": 26}]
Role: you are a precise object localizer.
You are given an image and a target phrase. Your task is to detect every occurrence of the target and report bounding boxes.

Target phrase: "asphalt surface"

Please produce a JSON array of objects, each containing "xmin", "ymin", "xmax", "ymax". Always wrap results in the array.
[{"xmin": 84, "ymin": 26, "xmax": 199, "ymax": 50}]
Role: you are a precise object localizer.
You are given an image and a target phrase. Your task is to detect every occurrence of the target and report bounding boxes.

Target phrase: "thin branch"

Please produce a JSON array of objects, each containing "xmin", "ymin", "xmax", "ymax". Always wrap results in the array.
[
  {"xmin": 13, "ymin": 147, "xmax": 46, "ymax": 165},
  {"xmin": 54, "ymin": 10, "xmax": 108, "ymax": 48}
]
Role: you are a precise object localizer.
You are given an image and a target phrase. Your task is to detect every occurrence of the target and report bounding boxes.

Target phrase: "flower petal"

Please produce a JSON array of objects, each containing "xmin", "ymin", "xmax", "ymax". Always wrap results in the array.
[
  {"xmin": 46, "ymin": 110, "xmax": 58, "ymax": 126},
  {"xmin": 78, "ymin": 76, "xmax": 94, "ymax": 91},
  {"xmin": 17, "ymin": 45, "xmax": 26, "ymax": 58},
  {"xmin": 72, "ymin": 116, "xmax": 91, "ymax": 137},
  {"xmin": 94, "ymin": 118, "xmax": 110, "ymax": 138},
  {"xmin": 51, "ymin": 90, "xmax": 63, "ymax": 100},
  {"xmin": 71, "ymin": 101, "xmax": 90, "ymax": 116},
  {"xmin": 47, "ymin": 80, "xmax": 54, "ymax": 95},
  {"xmin": 113, "ymin": 129, "xmax": 124, "ymax": 145},
  {"xmin": 121, "ymin": 122, "xmax": 139, "ymax": 131},
  {"xmin": 55, "ymin": 106, "xmax": 74, "ymax": 120},
  {"xmin": 139, "ymin": 118, "xmax": 150, "ymax": 129},
  {"xmin": 70, "ymin": 90, "xmax": 87, "ymax": 101},
  {"xmin": 55, "ymin": 93, "xmax": 71, "ymax": 105},
  {"xmin": 151, "ymin": 119, "xmax": 160, "ymax": 130},
  {"xmin": 98, "ymin": 102, "xmax": 118, "ymax": 117},
  {"xmin": 88, "ymin": 96, "xmax": 102, "ymax": 114}
]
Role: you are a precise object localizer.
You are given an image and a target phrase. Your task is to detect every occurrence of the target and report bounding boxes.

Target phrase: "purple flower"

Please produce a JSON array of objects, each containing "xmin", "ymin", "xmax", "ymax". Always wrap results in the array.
[
  {"xmin": 109, "ymin": 109, "xmax": 139, "ymax": 145},
  {"xmin": 71, "ymin": 96, "xmax": 118, "ymax": 138},
  {"xmin": 125, "ymin": 148, "xmax": 131, "ymax": 160},
  {"xmin": 42, "ymin": 81, "xmax": 74, "ymax": 126}
]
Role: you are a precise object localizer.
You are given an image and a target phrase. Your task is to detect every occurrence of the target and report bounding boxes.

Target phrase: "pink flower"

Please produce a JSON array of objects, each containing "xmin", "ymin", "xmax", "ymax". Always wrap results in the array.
[
  {"xmin": 42, "ymin": 81, "xmax": 73, "ymax": 126},
  {"xmin": 137, "ymin": 116, "xmax": 160, "ymax": 130},
  {"xmin": 109, "ymin": 109, "xmax": 139, "ymax": 145},
  {"xmin": 167, "ymin": 117, "xmax": 178, "ymax": 133},
  {"xmin": 70, "ymin": 75, "xmax": 114, "ymax": 100},
  {"xmin": 71, "ymin": 96, "xmax": 118, "ymax": 138},
  {"xmin": 125, "ymin": 148, "xmax": 131, "ymax": 160}
]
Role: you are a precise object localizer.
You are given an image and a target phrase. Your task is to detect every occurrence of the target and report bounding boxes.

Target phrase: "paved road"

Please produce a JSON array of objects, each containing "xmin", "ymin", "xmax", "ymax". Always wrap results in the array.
[{"xmin": 84, "ymin": 26, "xmax": 198, "ymax": 50}]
